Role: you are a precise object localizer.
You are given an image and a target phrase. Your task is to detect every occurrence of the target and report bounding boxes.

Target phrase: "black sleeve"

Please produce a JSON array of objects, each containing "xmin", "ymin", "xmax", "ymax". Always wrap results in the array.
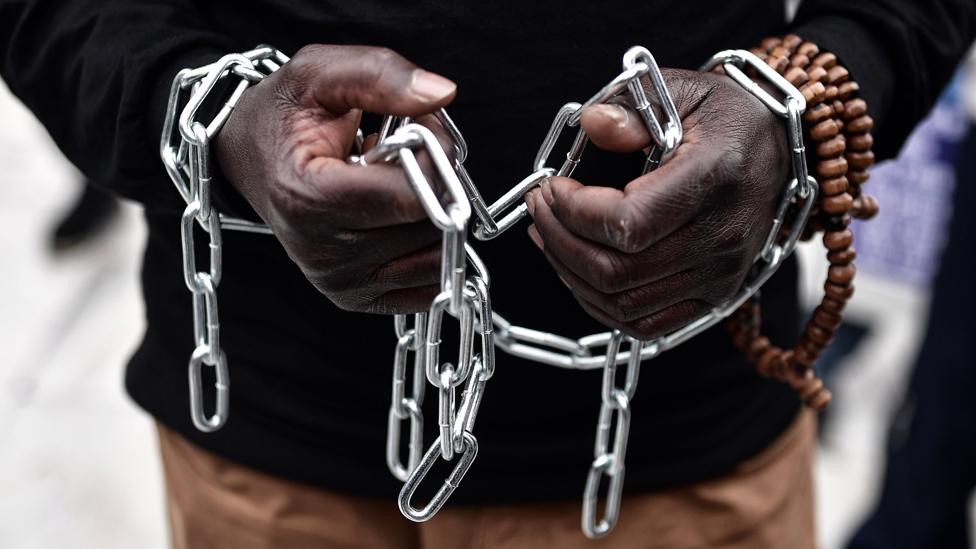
[
  {"xmin": 0, "ymin": 0, "xmax": 237, "ymax": 210},
  {"xmin": 792, "ymin": 0, "xmax": 976, "ymax": 159}
]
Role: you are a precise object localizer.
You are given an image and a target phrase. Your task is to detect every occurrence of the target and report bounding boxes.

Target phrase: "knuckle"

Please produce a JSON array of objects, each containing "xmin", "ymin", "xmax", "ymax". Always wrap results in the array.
[{"xmin": 365, "ymin": 46, "xmax": 400, "ymax": 66}]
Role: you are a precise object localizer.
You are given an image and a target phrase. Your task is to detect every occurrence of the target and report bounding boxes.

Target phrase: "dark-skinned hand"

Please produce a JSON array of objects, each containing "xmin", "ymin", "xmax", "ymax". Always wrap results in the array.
[
  {"xmin": 215, "ymin": 45, "xmax": 459, "ymax": 314},
  {"xmin": 525, "ymin": 69, "xmax": 790, "ymax": 341}
]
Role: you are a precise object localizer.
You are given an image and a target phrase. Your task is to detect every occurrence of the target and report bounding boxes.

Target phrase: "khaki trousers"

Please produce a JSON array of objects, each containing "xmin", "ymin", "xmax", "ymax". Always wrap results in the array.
[{"xmin": 158, "ymin": 411, "xmax": 815, "ymax": 549}]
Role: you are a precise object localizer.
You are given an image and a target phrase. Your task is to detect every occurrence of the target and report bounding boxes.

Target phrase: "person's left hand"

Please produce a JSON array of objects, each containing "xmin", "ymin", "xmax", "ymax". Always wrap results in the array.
[{"xmin": 524, "ymin": 68, "xmax": 789, "ymax": 340}]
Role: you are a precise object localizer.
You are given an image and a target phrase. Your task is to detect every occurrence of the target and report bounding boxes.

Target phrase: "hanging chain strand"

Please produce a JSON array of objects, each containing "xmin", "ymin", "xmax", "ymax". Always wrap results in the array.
[
  {"xmin": 161, "ymin": 46, "xmax": 289, "ymax": 431},
  {"xmin": 162, "ymin": 44, "xmax": 821, "ymax": 538}
]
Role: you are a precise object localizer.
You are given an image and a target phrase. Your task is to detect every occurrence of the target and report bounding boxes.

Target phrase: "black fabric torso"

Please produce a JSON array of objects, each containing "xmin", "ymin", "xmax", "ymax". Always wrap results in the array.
[{"xmin": 126, "ymin": 0, "xmax": 803, "ymax": 504}]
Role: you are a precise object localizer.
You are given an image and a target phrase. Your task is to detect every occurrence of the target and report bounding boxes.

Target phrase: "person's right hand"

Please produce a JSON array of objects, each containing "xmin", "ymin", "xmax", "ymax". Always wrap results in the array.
[{"xmin": 215, "ymin": 45, "xmax": 458, "ymax": 314}]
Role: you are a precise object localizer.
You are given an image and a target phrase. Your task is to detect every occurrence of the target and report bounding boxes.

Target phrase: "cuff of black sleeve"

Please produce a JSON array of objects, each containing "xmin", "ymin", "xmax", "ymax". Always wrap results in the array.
[{"xmin": 792, "ymin": 15, "xmax": 899, "ymax": 158}]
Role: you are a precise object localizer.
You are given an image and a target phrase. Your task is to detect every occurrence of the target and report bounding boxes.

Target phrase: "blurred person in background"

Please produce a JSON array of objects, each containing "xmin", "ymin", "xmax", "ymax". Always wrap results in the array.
[
  {"xmin": 846, "ymin": 49, "xmax": 976, "ymax": 549},
  {"xmin": 0, "ymin": 1, "xmax": 973, "ymax": 548},
  {"xmin": 48, "ymin": 181, "xmax": 118, "ymax": 252}
]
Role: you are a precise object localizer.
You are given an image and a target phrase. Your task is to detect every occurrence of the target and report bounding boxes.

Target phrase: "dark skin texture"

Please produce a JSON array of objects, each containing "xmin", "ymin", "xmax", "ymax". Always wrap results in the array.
[
  {"xmin": 524, "ymin": 70, "xmax": 790, "ymax": 340},
  {"xmin": 215, "ymin": 45, "xmax": 457, "ymax": 314},
  {"xmin": 216, "ymin": 46, "xmax": 789, "ymax": 338}
]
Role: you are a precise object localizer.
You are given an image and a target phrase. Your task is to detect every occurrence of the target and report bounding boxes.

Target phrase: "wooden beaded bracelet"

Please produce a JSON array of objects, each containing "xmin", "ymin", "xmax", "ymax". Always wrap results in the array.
[{"xmin": 726, "ymin": 34, "xmax": 880, "ymax": 411}]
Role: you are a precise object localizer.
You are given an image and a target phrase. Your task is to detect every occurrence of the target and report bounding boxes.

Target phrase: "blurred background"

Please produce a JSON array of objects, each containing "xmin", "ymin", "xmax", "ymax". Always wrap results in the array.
[{"xmin": 0, "ymin": 49, "xmax": 974, "ymax": 549}]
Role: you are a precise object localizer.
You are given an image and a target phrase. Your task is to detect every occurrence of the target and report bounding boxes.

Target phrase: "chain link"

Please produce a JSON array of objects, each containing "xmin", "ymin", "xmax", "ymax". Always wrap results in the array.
[
  {"xmin": 387, "ymin": 313, "xmax": 427, "ymax": 481},
  {"xmin": 582, "ymin": 331, "xmax": 641, "ymax": 537},
  {"xmin": 161, "ymin": 46, "xmax": 289, "ymax": 431},
  {"xmin": 162, "ymin": 44, "xmax": 817, "ymax": 537}
]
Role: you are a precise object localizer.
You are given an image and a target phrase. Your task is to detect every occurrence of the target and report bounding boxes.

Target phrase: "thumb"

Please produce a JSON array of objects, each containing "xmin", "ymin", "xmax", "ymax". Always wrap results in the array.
[
  {"xmin": 289, "ymin": 45, "xmax": 457, "ymax": 117},
  {"xmin": 580, "ymin": 103, "xmax": 652, "ymax": 153}
]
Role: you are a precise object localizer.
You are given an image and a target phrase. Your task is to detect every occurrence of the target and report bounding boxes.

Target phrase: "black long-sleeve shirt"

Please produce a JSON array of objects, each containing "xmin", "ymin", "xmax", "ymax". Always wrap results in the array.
[{"xmin": 1, "ymin": 1, "xmax": 972, "ymax": 504}]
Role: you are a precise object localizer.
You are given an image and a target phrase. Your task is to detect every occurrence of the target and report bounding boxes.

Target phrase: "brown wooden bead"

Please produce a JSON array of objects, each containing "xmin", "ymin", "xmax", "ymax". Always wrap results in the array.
[
  {"xmin": 848, "ymin": 170, "xmax": 870, "ymax": 185},
  {"xmin": 821, "ymin": 296, "xmax": 848, "ymax": 314},
  {"xmin": 820, "ymin": 176, "xmax": 849, "ymax": 196},
  {"xmin": 771, "ymin": 45, "xmax": 792, "ymax": 59},
  {"xmin": 813, "ymin": 306, "xmax": 843, "ymax": 331},
  {"xmin": 807, "ymin": 65, "xmax": 828, "ymax": 83},
  {"xmin": 816, "ymin": 135, "xmax": 846, "ymax": 158},
  {"xmin": 857, "ymin": 194, "xmax": 880, "ymax": 219},
  {"xmin": 800, "ymin": 81, "xmax": 827, "ymax": 104},
  {"xmin": 846, "ymin": 151, "xmax": 875, "ymax": 170},
  {"xmin": 817, "ymin": 157, "xmax": 849, "ymax": 178},
  {"xmin": 826, "ymin": 214, "xmax": 852, "ymax": 231},
  {"xmin": 811, "ymin": 52, "xmax": 837, "ymax": 69},
  {"xmin": 843, "ymin": 98, "xmax": 867, "ymax": 120},
  {"xmin": 748, "ymin": 336, "xmax": 772, "ymax": 362},
  {"xmin": 799, "ymin": 376, "xmax": 825, "ymax": 402},
  {"xmin": 803, "ymin": 103, "xmax": 834, "ymax": 124},
  {"xmin": 784, "ymin": 66, "xmax": 809, "ymax": 87},
  {"xmin": 779, "ymin": 350, "xmax": 799, "ymax": 376},
  {"xmin": 823, "ymin": 229, "xmax": 853, "ymax": 251},
  {"xmin": 805, "ymin": 323, "xmax": 834, "ymax": 346},
  {"xmin": 838, "ymin": 81, "xmax": 860, "ymax": 100},
  {"xmin": 793, "ymin": 345, "xmax": 817, "ymax": 369},
  {"xmin": 830, "ymin": 99, "xmax": 845, "ymax": 118},
  {"xmin": 822, "ymin": 192, "xmax": 854, "ymax": 214},
  {"xmin": 827, "ymin": 65, "xmax": 850, "ymax": 85},
  {"xmin": 827, "ymin": 248, "xmax": 857, "ymax": 266},
  {"xmin": 847, "ymin": 132, "xmax": 874, "ymax": 152},
  {"xmin": 824, "ymin": 281, "xmax": 855, "ymax": 300},
  {"xmin": 847, "ymin": 115, "xmax": 875, "ymax": 133},
  {"xmin": 828, "ymin": 264, "xmax": 856, "ymax": 285},
  {"xmin": 733, "ymin": 330, "xmax": 753, "ymax": 350},
  {"xmin": 790, "ymin": 54, "xmax": 810, "ymax": 68},
  {"xmin": 757, "ymin": 347, "xmax": 783, "ymax": 376},
  {"xmin": 811, "ymin": 119, "xmax": 842, "ymax": 141},
  {"xmin": 783, "ymin": 34, "xmax": 803, "ymax": 51},
  {"xmin": 802, "ymin": 336, "xmax": 827, "ymax": 355},
  {"xmin": 825, "ymin": 85, "xmax": 839, "ymax": 102},
  {"xmin": 797, "ymin": 41, "xmax": 819, "ymax": 58},
  {"xmin": 807, "ymin": 387, "xmax": 832, "ymax": 411},
  {"xmin": 761, "ymin": 36, "xmax": 783, "ymax": 51},
  {"xmin": 749, "ymin": 46, "xmax": 768, "ymax": 60},
  {"xmin": 767, "ymin": 55, "xmax": 789, "ymax": 73}
]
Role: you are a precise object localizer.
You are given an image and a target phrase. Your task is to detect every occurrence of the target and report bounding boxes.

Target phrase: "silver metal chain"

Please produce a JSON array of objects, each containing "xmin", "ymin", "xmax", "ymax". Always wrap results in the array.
[
  {"xmin": 161, "ymin": 44, "xmax": 817, "ymax": 538},
  {"xmin": 161, "ymin": 46, "xmax": 287, "ymax": 431}
]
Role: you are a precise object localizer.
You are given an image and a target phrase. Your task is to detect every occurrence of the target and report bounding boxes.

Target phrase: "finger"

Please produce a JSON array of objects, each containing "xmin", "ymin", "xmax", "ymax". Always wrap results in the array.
[
  {"xmin": 529, "ymin": 224, "xmax": 698, "ymax": 323},
  {"xmin": 574, "ymin": 293, "xmax": 709, "ymax": 342},
  {"xmin": 321, "ymin": 241, "xmax": 441, "ymax": 300},
  {"xmin": 374, "ymin": 285, "xmax": 441, "ymax": 315},
  {"xmin": 299, "ymin": 159, "xmax": 434, "ymax": 229},
  {"xmin": 368, "ymin": 243, "xmax": 442, "ymax": 290},
  {"xmin": 545, "ymin": 142, "xmax": 723, "ymax": 253},
  {"xmin": 580, "ymin": 103, "xmax": 652, "ymax": 153},
  {"xmin": 292, "ymin": 45, "xmax": 457, "ymax": 117},
  {"xmin": 525, "ymin": 190, "xmax": 695, "ymax": 293}
]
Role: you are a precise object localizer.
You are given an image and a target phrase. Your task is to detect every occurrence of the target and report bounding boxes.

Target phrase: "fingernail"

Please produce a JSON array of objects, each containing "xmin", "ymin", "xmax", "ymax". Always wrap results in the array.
[
  {"xmin": 410, "ymin": 70, "xmax": 457, "ymax": 103},
  {"xmin": 541, "ymin": 178, "xmax": 555, "ymax": 206},
  {"xmin": 601, "ymin": 104, "xmax": 630, "ymax": 129}
]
